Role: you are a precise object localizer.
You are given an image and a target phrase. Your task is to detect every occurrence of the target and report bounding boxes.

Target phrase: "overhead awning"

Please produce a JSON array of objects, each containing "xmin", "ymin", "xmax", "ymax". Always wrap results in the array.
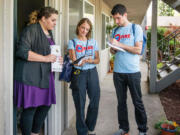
[{"xmin": 103, "ymin": 0, "xmax": 151, "ymax": 24}]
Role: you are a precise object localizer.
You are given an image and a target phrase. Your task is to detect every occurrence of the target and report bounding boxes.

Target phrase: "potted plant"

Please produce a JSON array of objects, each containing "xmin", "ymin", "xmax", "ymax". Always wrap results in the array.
[
  {"xmin": 155, "ymin": 119, "xmax": 180, "ymax": 135},
  {"xmin": 161, "ymin": 123, "xmax": 176, "ymax": 135},
  {"xmin": 109, "ymin": 55, "xmax": 115, "ymax": 73}
]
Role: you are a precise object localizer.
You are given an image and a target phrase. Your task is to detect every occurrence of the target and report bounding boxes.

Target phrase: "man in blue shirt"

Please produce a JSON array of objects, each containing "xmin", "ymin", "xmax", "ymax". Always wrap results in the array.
[{"xmin": 110, "ymin": 4, "xmax": 148, "ymax": 135}]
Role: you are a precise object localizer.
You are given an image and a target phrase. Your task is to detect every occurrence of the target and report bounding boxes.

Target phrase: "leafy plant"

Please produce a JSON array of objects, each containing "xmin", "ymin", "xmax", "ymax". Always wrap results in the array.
[
  {"xmin": 158, "ymin": 0, "xmax": 174, "ymax": 16},
  {"xmin": 146, "ymin": 27, "xmax": 167, "ymax": 50},
  {"xmin": 157, "ymin": 62, "xmax": 164, "ymax": 69},
  {"xmin": 175, "ymin": 48, "xmax": 180, "ymax": 56},
  {"xmin": 155, "ymin": 119, "xmax": 180, "ymax": 135},
  {"xmin": 106, "ymin": 24, "xmax": 117, "ymax": 35},
  {"xmin": 110, "ymin": 54, "xmax": 115, "ymax": 62}
]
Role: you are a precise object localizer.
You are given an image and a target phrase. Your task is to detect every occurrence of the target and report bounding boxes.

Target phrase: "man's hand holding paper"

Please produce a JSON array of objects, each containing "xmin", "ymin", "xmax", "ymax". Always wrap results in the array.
[{"xmin": 108, "ymin": 38, "xmax": 126, "ymax": 52}]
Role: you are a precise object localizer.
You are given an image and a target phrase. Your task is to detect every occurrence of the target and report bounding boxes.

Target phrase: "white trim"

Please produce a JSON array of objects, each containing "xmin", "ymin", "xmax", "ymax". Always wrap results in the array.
[
  {"xmin": 64, "ymin": 0, "xmax": 70, "ymax": 129},
  {"xmin": 1, "ymin": 0, "xmax": 14, "ymax": 134},
  {"xmin": 101, "ymin": 12, "xmax": 109, "ymax": 18},
  {"xmin": 84, "ymin": 0, "xmax": 94, "ymax": 8},
  {"xmin": 45, "ymin": 0, "xmax": 65, "ymax": 135},
  {"xmin": 101, "ymin": 12, "xmax": 111, "ymax": 50}
]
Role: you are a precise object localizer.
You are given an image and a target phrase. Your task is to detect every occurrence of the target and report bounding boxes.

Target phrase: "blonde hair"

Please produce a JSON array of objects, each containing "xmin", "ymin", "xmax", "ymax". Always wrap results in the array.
[
  {"xmin": 28, "ymin": 10, "xmax": 39, "ymax": 25},
  {"xmin": 28, "ymin": 7, "xmax": 58, "ymax": 25},
  {"xmin": 76, "ymin": 18, "xmax": 92, "ymax": 39}
]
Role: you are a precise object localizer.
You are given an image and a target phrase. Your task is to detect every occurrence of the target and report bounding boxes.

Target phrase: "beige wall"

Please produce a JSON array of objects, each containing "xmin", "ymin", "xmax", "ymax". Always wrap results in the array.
[
  {"xmin": 102, "ymin": 1, "xmax": 111, "ymax": 16},
  {"xmin": 99, "ymin": 1, "xmax": 112, "ymax": 81}
]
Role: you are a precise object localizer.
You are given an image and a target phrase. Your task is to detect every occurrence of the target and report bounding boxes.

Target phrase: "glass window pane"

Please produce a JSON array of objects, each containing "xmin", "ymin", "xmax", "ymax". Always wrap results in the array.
[
  {"xmin": 102, "ymin": 14, "xmax": 111, "ymax": 49},
  {"xmin": 105, "ymin": 16, "xmax": 110, "ymax": 48},
  {"xmin": 84, "ymin": 1, "xmax": 94, "ymax": 38},
  {"xmin": 84, "ymin": 2, "xmax": 94, "ymax": 23}
]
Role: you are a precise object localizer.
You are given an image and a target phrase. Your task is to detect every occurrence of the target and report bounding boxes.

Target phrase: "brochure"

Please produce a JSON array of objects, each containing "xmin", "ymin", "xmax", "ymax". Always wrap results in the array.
[
  {"xmin": 50, "ymin": 45, "xmax": 62, "ymax": 72},
  {"xmin": 107, "ymin": 41, "xmax": 126, "ymax": 52}
]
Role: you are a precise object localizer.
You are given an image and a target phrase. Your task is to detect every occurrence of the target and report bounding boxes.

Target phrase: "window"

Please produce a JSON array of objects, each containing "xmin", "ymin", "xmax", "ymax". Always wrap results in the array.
[
  {"xmin": 69, "ymin": 0, "xmax": 95, "ymax": 39},
  {"xmin": 101, "ymin": 13, "xmax": 110, "ymax": 50}
]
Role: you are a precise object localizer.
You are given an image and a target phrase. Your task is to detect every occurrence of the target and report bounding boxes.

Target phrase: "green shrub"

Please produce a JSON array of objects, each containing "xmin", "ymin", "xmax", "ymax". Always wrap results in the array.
[
  {"xmin": 146, "ymin": 27, "xmax": 167, "ymax": 50},
  {"xmin": 175, "ymin": 48, "xmax": 180, "ymax": 56},
  {"xmin": 157, "ymin": 62, "xmax": 164, "ymax": 69}
]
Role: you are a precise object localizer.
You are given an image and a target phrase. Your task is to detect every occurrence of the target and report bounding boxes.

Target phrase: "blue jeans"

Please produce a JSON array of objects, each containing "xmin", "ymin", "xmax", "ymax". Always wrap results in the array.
[
  {"xmin": 113, "ymin": 72, "xmax": 148, "ymax": 133},
  {"xmin": 71, "ymin": 67, "xmax": 100, "ymax": 135}
]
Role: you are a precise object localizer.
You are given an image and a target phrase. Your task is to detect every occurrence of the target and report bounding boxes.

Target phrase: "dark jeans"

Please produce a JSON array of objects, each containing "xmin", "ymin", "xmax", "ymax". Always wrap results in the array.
[
  {"xmin": 20, "ymin": 105, "xmax": 51, "ymax": 135},
  {"xmin": 70, "ymin": 67, "xmax": 100, "ymax": 135},
  {"xmin": 113, "ymin": 72, "xmax": 148, "ymax": 133}
]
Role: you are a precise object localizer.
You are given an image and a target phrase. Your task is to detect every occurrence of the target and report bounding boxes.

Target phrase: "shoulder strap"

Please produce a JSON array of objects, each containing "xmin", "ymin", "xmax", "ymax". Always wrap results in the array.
[
  {"xmin": 132, "ymin": 23, "xmax": 136, "ymax": 36},
  {"xmin": 71, "ymin": 39, "xmax": 77, "ymax": 57},
  {"xmin": 84, "ymin": 40, "xmax": 88, "ymax": 55},
  {"xmin": 113, "ymin": 27, "xmax": 120, "ymax": 38},
  {"xmin": 72, "ymin": 39, "xmax": 76, "ymax": 49}
]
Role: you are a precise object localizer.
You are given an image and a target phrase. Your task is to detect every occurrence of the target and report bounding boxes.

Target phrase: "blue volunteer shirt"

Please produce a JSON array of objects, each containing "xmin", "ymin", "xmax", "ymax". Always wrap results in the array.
[
  {"xmin": 68, "ymin": 38, "xmax": 99, "ymax": 70},
  {"xmin": 111, "ymin": 23, "xmax": 143, "ymax": 73}
]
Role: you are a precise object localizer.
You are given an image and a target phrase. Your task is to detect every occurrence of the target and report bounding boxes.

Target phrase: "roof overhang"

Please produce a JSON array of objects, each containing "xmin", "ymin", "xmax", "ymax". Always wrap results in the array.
[{"xmin": 103, "ymin": 0, "xmax": 151, "ymax": 24}]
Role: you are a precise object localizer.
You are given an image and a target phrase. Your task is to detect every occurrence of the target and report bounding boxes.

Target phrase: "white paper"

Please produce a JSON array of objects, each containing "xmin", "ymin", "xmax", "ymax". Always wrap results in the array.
[
  {"xmin": 78, "ymin": 55, "xmax": 92, "ymax": 66},
  {"xmin": 107, "ymin": 42, "xmax": 126, "ymax": 52},
  {"xmin": 50, "ymin": 45, "xmax": 62, "ymax": 72}
]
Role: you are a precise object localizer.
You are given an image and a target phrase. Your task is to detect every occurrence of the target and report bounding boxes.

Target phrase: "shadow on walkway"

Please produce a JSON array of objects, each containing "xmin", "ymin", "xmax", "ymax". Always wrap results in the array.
[{"xmin": 63, "ymin": 61, "xmax": 166, "ymax": 135}]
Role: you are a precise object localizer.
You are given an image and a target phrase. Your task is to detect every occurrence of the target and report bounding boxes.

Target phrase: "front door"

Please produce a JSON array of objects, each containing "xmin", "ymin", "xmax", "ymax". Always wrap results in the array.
[{"xmin": 13, "ymin": 0, "xmax": 48, "ymax": 135}]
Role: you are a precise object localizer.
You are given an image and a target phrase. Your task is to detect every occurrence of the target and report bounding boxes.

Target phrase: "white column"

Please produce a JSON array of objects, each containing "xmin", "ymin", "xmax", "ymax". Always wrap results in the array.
[
  {"xmin": 0, "ymin": 0, "xmax": 14, "ymax": 134},
  {"xmin": 47, "ymin": 0, "xmax": 65, "ymax": 135},
  {"xmin": 0, "ymin": 0, "xmax": 4, "ymax": 132}
]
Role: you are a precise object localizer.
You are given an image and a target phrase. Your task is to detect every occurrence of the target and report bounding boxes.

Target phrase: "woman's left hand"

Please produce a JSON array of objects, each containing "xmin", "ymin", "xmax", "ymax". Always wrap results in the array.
[{"xmin": 86, "ymin": 58, "xmax": 94, "ymax": 64}]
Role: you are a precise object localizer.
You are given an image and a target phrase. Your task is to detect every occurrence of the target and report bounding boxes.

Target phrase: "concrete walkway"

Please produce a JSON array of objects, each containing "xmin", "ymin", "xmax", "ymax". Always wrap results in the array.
[{"xmin": 63, "ymin": 61, "xmax": 166, "ymax": 135}]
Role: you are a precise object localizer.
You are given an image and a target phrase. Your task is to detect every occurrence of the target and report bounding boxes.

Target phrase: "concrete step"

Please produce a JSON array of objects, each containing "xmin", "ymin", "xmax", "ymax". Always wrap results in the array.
[
  {"xmin": 166, "ymin": 63, "xmax": 179, "ymax": 71},
  {"xmin": 158, "ymin": 70, "xmax": 169, "ymax": 78},
  {"xmin": 175, "ymin": 55, "xmax": 180, "ymax": 61}
]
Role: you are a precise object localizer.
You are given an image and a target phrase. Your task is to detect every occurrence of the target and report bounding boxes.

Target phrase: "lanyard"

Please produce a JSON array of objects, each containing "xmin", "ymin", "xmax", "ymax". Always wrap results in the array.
[{"xmin": 73, "ymin": 39, "xmax": 89, "ymax": 70}]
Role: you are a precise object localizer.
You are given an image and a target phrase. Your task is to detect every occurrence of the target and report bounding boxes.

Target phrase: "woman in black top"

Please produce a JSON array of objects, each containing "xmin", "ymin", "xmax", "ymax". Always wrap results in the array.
[{"xmin": 14, "ymin": 7, "xmax": 63, "ymax": 135}]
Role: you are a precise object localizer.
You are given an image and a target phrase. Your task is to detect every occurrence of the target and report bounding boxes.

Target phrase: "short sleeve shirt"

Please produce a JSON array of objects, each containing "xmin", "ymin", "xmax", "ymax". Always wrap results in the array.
[
  {"xmin": 68, "ymin": 38, "xmax": 99, "ymax": 70},
  {"xmin": 111, "ymin": 23, "xmax": 143, "ymax": 73}
]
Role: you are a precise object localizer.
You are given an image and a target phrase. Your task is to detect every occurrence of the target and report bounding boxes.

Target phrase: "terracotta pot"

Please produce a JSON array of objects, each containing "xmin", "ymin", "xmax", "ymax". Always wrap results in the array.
[
  {"xmin": 109, "ymin": 60, "xmax": 114, "ymax": 73},
  {"xmin": 161, "ymin": 123, "xmax": 176, "ymax": 135}
]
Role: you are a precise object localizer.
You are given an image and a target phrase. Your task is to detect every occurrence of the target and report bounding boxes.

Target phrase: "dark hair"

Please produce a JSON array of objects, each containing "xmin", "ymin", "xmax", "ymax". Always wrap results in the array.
[
  {"xmin": 37, "ymin": 7, "xmax": 58, "ymax": 20},
  {"xmin": 28, "ymin": 7, "xmax": 58, "ymax": 25},
  {"xmin": 76, "ymin": 18, "xmax": 92, "ymax": 39},
  {"xmin": 111, "ymin": 4, "xmax": 127, "ymax": 16}
]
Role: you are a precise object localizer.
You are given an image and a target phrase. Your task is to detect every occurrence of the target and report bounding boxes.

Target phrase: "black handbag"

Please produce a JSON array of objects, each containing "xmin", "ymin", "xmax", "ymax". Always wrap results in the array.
[
  {"xmin": 59, "ymin": 39, "xmax": 89, "ymax": 82},
  {"xmin": 59, "ymin": 54, "xmax": 73, "ymax": 82},
  {"xmin": 59, "ymin": 39, "xmax": 77, "ymax": 82}
]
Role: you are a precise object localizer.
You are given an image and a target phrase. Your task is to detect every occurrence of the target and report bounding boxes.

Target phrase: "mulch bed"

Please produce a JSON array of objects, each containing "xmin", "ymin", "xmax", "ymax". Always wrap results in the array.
[{"xmin": 159, "ymin": 80, "xmax": 180, "ymax": 124}]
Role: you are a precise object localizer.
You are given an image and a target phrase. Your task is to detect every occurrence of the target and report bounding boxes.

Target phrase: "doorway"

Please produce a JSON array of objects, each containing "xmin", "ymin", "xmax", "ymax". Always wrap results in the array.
[{"xmin": 13, "ymin": 0, "xmax": 47, "ymax": 135}]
